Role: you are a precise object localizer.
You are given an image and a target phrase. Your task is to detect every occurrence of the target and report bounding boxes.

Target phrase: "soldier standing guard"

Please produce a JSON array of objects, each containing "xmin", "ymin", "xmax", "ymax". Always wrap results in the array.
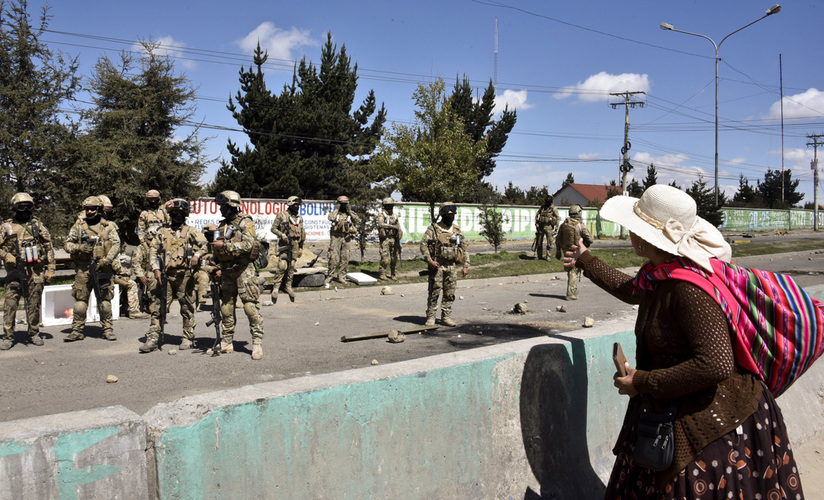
[
  {"xmin": 99, "ymin": 194, "xmax": 146, "ymax": 319},
  {"xmin": 324, "ymin": 195, "xmax": 360, "ymax": 287},
  {"xmin": 0, "ymin": 193, "xmax": 56, "ymax": 350},
  {"xmin": 534, "ymin": 195, "xmax": 559, "ymax": 260},
  {"xmin": 64, "ymin": 196, "xmax": 121, "ymax": 341},
  {"xmin": 420, "ymin": 202, "xmax": 469, "ymax": 327},
  {"xmin": 138, "ymin": 189, "xmax": 169, "ymax": 243},
  {"xmin": 268, "ymin": 196, "xmax": 305, "ymax": 304},
  {"xmin": 206, "ymin": 191, "xmax": 265, "ymax": 360},
  {"xmin": 134, "ymin": 228, "xmax": 160, "ymax": 345},
  {"xmin": 377, "ymin": 197, "xmax": 403, "ymax": 281},
  {"xmin": 141, "ymin": 199, "xmax": 207, "ymax": 353},
  {"xmin": 556, "ymin": 204, "xmax": 593, "ymax": 300}
]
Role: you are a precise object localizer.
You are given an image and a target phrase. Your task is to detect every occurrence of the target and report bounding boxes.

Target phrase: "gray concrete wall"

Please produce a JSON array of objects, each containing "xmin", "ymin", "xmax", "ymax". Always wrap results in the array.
[{"xmin": 2, "ymin": 314, "xmax": 823, "ymax": 499}]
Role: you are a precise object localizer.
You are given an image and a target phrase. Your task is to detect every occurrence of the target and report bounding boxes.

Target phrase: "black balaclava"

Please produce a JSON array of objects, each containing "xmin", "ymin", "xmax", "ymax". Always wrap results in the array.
[
  {"xmin": 219, "ymin": 204, "xmax": 236, "ymax": 219},
  {"xmin": 85, "ymin": 206, "xmax": 102, "ymax": 224},
  {"xmin": 288, "ymin": 204, "xmax": 300, "ymax": 216},
  {"xmin": 13, "ymin": 203, "xmax": 33, "ymax": 223},
  {"xmin": 170, "ymin": 211, "xmax": 186, "ymax": 227},
  {"xmin": 148, "ymin": 198, "xmax": 161, "ymax": 210}
]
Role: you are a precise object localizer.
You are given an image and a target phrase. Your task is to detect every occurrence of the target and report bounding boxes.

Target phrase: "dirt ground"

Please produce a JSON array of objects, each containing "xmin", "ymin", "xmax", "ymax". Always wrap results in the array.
[{"xmin": 1, "ymin": 235, "xmax": 823, "ymax": 494}]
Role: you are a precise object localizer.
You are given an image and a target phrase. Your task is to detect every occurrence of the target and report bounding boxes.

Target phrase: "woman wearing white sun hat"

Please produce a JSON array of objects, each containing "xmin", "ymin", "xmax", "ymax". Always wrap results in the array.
[{"xmin": 564, "ymin": 184, "xmax": 804, "ymax": 498}]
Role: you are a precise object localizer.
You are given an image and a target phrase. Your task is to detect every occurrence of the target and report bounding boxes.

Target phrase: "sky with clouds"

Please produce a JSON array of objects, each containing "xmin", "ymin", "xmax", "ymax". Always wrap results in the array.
[{"xmin": 30, "ymin": 0, "xmax": 824, "ymax": 204}]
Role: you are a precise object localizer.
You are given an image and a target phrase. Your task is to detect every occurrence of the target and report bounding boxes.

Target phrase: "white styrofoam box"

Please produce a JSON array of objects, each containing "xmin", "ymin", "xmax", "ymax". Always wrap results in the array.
[
  {"xmin": 345, "ymin": 272, "xmax": 377, "ymax": 286},
  {"xmin": 41, "ymin": 284, "xmax": 120, "ymax": 326}
]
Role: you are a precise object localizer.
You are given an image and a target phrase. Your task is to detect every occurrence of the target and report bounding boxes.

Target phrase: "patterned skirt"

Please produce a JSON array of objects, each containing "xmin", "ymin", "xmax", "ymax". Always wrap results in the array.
[{"xmin": 605, "ymin": 388, "xmax": 804, "ymax": 499}]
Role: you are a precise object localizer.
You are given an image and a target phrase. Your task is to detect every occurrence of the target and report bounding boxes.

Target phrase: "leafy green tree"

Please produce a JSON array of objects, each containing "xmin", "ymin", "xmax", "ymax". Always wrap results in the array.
[
  {"xmin": 374, "ymin": 78, "xmax": 487, "ymax": 218},
  {"xmin": 68, "ymin": 41, "xmax": 206, "ymax": 241},
  {"xmin": 627, "ymin": 178, "xmax": 643, "ymax": 197},
  {"xmin": 478, "ymin": 203, "xmax": 507, "ymax": 253},
  {"xmin": 449, "ymin": 76, "xmax": 516, "ymax": 182},
  {"xmin": 642, "ymin": 163, "xmax": 658, "ymax": 190},
  {"xmin": 0, "ymin": 0, "xmax": 80, "ymax": 231},
  {"xmin": 562, "ymin": 172, "xmax": 575, "ymax": 188},
  {"xmin": 502, "ymin": 181, "xmax": 526, "ymax": 205},
  {"xmin": 731, "ymin": 173, "xmax": 760, "ymax": 207},
  {"xmin": 686, "ymin": 175, "xmax": 725, "ymax": 227},
  {"xmin": 756, "ymin": 168, "xmax": 803, "ymax": 209},
  {"xmin": 525, "ymin": 186, "xmax": 549, "ymax": 205},
  {"xmin": 213, "ymin": 33, "xmax": 387, "ymax": 200},
  {"xmin": 606, "ymin": 180, "xmax": 622, "ymax": 200}
]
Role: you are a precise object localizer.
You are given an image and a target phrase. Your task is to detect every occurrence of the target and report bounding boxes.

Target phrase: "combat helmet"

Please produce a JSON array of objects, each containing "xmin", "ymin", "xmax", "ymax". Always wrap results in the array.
[
  {"xmin": 382, "ymin": 197, "xmax": 394, "ymax": 206},
  {"xmin": 286, "ymin": 196, "xmax": 302, "ymax": 206},
  {"xmin": 98, "ymin": 195, "xmax": 113, "ymax": 211},
  {"xmin": 215, "ymin": 190, "xmax": 242, "ymax": 208},
  {"xmin": 145, "ymin": 189, "xmax": 160, "ymax": 199},
  {"xmin": 336, "ymin": 195, "xmax": 349, "ymax": 204},
  {"xmin": 83, "ymin": 196, "xmax": 103, "ymax": 209},
  {"xmin": 569, "ymin": 204, "xmax": 582, "ymax": 217},
  {"xmin": 11, "ymin": 192, "xmax": 33, "ymax": 206},
  {"xmin": 439, "ymin": 201, "xmax": 457, "ymax": 216},
  {"xmin": 167, "ymin": 198, "xmax": 190, "ymax": 215}
]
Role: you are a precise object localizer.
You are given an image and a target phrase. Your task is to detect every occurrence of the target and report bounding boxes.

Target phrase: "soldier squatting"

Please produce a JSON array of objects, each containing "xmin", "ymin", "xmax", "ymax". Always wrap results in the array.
[{"xmin": 1, "ymin": 191, "xmax": 587, "ymax": 358}]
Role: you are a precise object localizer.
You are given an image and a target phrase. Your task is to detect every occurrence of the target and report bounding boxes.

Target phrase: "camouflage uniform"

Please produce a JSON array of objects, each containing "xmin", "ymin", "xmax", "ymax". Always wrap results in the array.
[
  {"xmin": 132, "ymin": 239, "xmax": 159, "ymax": 331},
  {"xmin": 64, "ymin": 197, "xmax": 121, "ymax": 341},
  {"xmin": 420, "ymin": 203, "xmax": 469, "ymax": 326},
  {"xmin": 208, "ymin": 191, "xmax": 265, "ymax": 358},
  {"xmin": 0, "ymin": 194, "xmax": 56, "ymax": 349},
  {"xmin": 137, "ymin": 190, "xmax": 169, "ymax": 244},
  {"xmin": 146, "ymin": 202, "xmax": 207, "ymax": 351},
  {"xmin": 268, "ymin": 196, "xmax": 305, "ymax": 303},
  {"xmin": 324, "ymin": 196, "xmax": 360, "ymax": 285},
  {"xmin": 534, "ymin": 198, "xmax": 559, "ymax": 260},
  {"xmin": 555, "ymin": 205, "xmax": 593, "ymax": 300},
  {"xmin": 98, "ymin": 194, "xmax": 145, "ymax": 318},
  {"xmin": 377, "ymin": 198, "xmax": 403, "ymax": 281}
]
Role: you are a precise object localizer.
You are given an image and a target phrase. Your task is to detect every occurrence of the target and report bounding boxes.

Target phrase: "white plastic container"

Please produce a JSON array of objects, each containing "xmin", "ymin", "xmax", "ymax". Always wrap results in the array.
[{"xmin": 41, "ymin": 284, "xmax": 120, "ymax": 326}]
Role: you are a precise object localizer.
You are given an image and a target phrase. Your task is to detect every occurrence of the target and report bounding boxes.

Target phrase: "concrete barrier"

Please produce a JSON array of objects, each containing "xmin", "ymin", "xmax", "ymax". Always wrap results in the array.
[{"xmin": 2, "ymin": 313, "xmax": 823, "ymax": 499}]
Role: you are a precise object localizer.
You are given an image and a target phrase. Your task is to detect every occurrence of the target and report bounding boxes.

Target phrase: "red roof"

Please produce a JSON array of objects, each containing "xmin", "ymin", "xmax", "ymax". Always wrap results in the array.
[{"xmin": 554, "ymin": 183, "xmax": 613, "ymax": 204}]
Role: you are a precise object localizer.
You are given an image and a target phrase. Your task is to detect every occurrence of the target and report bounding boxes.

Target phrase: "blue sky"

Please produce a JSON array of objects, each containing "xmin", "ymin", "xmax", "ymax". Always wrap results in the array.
[{"xmin": 31, "ymin": 0, "xmax": 824, "ymax": 204}]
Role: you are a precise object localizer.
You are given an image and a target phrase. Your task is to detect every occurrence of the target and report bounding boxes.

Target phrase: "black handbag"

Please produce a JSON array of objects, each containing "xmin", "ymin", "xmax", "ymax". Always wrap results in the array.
[{"xmin": 633, "ymin": 403, "xmax": 676, "ymax": 471}]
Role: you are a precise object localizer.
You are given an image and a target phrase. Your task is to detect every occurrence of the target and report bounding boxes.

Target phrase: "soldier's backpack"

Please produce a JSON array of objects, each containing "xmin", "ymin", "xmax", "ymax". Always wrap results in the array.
[
  {"xmin": 556, "ymin": 219, "xmax": 580, "ymax": 251},
  {"xmin": 634, "ymin": 257, "xmax": 824, "ymax": 397}
]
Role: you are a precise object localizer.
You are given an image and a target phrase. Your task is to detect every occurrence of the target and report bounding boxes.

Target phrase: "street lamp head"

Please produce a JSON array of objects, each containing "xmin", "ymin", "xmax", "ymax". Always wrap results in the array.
[
  {"xmin": 660, "ymin": 22, "xmax": 674, "ymax": 30},
  {"xmin": 767, "ymin": 4, "xmax": 781, "ymax": 15}
]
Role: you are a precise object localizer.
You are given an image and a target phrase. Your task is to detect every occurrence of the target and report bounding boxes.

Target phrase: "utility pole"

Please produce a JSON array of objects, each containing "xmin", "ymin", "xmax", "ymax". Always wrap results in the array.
[
  {"xmin": 610, "ymin": 91, "xmax": 645, "ymax": 238},
  {"xmin": 808, "ymin": 133, "xmax": 823, "ymax": 231}
]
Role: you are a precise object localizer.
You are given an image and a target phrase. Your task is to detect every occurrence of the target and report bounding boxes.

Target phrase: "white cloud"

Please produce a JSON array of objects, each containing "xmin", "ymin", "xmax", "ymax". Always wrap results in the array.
[
  {"xmin": 555, "ymin": 72, "xmax": 650, "ymax": 102},
  {"xmin": 492, "ymin": 89, "xmax": 532, "ymax": 115},
  {"xmin": 577, "ymin": 152, "xmax": 602, "ymax": 161},
  {"xmin": 724, "ymin": 157, "xmax": 747, "ymax": 167},
  {"xmin": 237, "ymin": 22, "xmax": 316, "ymax": 61},
  {"xmin": 767, "ymin": 88, "xmax": 824, "ymax": 120},
  {"xmin": 132, "ymin": 36, "xmax": 194, "ymax": 69}
]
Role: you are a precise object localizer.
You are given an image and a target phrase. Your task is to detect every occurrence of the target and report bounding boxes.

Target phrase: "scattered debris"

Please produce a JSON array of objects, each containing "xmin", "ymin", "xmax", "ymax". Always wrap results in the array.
[
  {"xmin": 511, "ymin": 303, "xmax": 529, "ymax": 314},
  {"xmin": 387, "ymin": 330, "xmax": 405, "ymax": 343},
  {"xmin": 371, "ymin": 359, "xmax": 379, "ymax": 365},
  {"xmin": 459, "ymin": 296, "xmax": 464, "ymax": 300},
  {"xmin": 106, "ymin": 375, "xmax": 118, "ymax": 383},
  {"xmin": 314, "ymin": 322, "xmax": 320, "ymax": 326},
  {"xmin": 556, "ymin": 305, "xmax": 567, "ymax": 313},
  {"xmin": 583, "ymin": 317, "xmax": 595, "ymax": 328},
  {"xmin": 380, "ymin": 286, "xmax": 395, "ymax": 295},
  {"xmin": 341, "ymin": 325, "xmax": 438, "ymax": 342},
  {"xmin": 168, "ymin": 349, "xmax": 178, "ymax": 355}
]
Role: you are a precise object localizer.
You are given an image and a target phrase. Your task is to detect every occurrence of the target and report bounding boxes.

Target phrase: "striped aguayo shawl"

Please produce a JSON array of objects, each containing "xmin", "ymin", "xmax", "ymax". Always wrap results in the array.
[{"xmin": 633, "ymin": 257, "xmax": 824, "ymax": 397}]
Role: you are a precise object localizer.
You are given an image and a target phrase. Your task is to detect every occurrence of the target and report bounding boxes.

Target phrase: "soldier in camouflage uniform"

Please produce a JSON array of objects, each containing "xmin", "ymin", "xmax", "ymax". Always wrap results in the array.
[
  {"xmin": 377, "ymin": 197, "xmax": 403, "ymax": 281},
  {"xmin": 99, "ymin": 194, "xmax": 147, "ymax": 319},
  {"xmin": 206, "ymin": 191, "xmax": 265, "ymax": 360},
  {"xmin": 64, "ymin": 196, "xmax": 121, "ymax": 341},
  {"xmin": 555, "ymin": 204, "xmax": 593, "ymax": 300},
  {"xmin": 324, "ymin": 195, "xmax": 360, "ymax": 287},
  {"xmin": 268, "ymin": 195, "xmax": 305, "ymax": 303},
  {"xmin": 138, "ymin": 189, "xmax": 169, "ymax": 244},
  {"xmin": 133, "ymin": 228, "xmax": 160, "ymax": 339},
  {"xmin": 534, "ymin": 195, "xmax": 559, "ymax": 260},
  {"xmin": 141, "ymin": 199, "xmax": 207, "ymax": 353},
  {"xmin": 420, "ymin": 202, "xmax": 469, "ymax": 327},
  {"xmin": 0, "ymin": 193, "xmax": 56, "ymax": 350}
]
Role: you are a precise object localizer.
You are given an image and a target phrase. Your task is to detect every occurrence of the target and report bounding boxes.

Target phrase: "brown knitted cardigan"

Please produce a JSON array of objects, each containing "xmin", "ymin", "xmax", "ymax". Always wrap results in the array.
[{"xmin": 576, "ymin": 251, "xmax": 763, "ymax": 489}]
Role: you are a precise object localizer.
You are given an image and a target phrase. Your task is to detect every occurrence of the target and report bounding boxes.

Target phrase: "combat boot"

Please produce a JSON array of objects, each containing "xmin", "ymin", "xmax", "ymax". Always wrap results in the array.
[
  {"xmin": 103, "ymin": 330, "xmax": 117, "ymax": 341},
  {"xmin": 270, "ymin": 291, "xmax": 278, "ymax": 304},
  {"xmin": 441, "ymin": 317, "xmax": 457, "ymax": 327},
  {"xmin": 219, "ymin": 340, "xmax": 233, "ymax": 353},
  {"xmin": 179, "ymin": 338, "xmax": 193, "ymax": 350},
  {"xmin": 64, "ymin": 331, "xmax": 84, "ymax": 342},
  {"xmin": 425, "ymin": 316, "xmax": 436, "ymax": 327},
  {"xmin": 285, "ymin": 285, "xmax": 295, "ymax": 302},
  {"xmin": 29, "ymin": 334, "xmax": 44, "ymax": 346},
  {"xmin": 378, "ymin": 273, "xmax": 389, "ymax": 281},
  {"xmin": 0, "ymin": 338, "xmax": 12, "ymax": 350},
  {"xmin": 139, "ymin": 339, "xmax": 158, "ymax": 353},
  {"xmin": 251, "ymin": 343, "xmax": 263, "ymax": 360},
  {"xmin": 129, "ymin": 310, "xmax": 149, "ymax": 319}
]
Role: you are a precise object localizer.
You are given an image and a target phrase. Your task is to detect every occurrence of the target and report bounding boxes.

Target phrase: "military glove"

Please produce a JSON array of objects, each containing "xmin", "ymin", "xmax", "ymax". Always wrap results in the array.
[
  {"xmin": 5, "ymin": 255, "xmax": 16, "ymax": 266},
  {"xmin": 80, "ymin": 242, "xmax": 94, "ymax": 254},
  {"xmin": 98, "ymin": 258, "xmax": 111, "ymax": 268},
  {"xmin": 45, "ymin": 270, "xmax": 56, "ymax": 283}
]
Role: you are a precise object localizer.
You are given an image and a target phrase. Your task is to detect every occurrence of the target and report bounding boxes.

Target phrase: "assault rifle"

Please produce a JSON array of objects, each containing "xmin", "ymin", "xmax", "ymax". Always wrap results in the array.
[
  {"xmin": 88, "ymin": 257, "xmax": 112, "ymax": 322},
  {"xmin": 308, "ymin": 248, "xmax": 325, "ymax": 268},
  {"xmin": 204, "ymin": 279, "xmax": 222, "ymax": 356},
  {"xmin": 4, "ymin": 236, "xmax": 31, "ymax": 321},
  {"xmin": 155, "ymin": 250, "xmax": 168, "ymax": 348}
]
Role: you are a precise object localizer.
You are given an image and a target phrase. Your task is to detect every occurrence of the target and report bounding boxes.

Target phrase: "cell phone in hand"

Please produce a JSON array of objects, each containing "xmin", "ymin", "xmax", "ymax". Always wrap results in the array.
[{"xmin": 613, "ymin": 342, "xmax": 628, "ymax": 377}]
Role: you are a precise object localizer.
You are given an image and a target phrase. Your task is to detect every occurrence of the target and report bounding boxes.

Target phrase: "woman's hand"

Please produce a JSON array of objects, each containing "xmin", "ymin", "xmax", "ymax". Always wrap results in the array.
[
  {"xmin": 613, "ymin": 366, "xmax": 639, "ymax": 398},
  {"xmin": 562, "ymin": 237, "xmax": 589, "ymax": 269}
]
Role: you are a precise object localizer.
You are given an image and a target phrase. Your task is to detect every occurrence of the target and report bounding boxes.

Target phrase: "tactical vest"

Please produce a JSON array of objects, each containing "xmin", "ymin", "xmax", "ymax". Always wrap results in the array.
[
  {"xmin": 143, "ymin": 209, "xmax": 169, "ymax": 234},
  {"xmin": 216, "ymin": 215, "xmax": 260, "ymax": 261},
  {"xmin": 331, "ymin": 212, "xmax": 355, "ymax": 235},
  {"xmin": 81, "ymin": 220, "xmax": 114, "ymax": 261},
  {"xmin": 379, "ymin": 212, "xmax": 399, "ymax": 239},
  {"xmin": 432, "ymin": 224, "xmax": 465, "ymax": 264},
  {"xmin": 159, "ymin": 226, "xmax": 192, "ymax": 269},
  {"xmin": 278, "ymin": 214, "xmax": 303, "ymax": 240},
  {"xmin": 2, "ymin": 220, "xmax": 44, "ymax": 264},
  {"xmin": 538, "ymin": 207, "xmax": 556, "ymax": 226}
]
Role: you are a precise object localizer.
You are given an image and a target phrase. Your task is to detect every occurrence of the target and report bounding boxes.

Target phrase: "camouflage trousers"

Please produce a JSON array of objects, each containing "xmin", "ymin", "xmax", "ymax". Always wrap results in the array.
[
  {"xmin": 325, "ymin": 235, "xmax": 352, "ymax": 282},
  {"xmin": 535, "ymin": 225, "xmax": 555, "ymax": 260},
  {"xmin": 3, "ymin": 272, "xmax": 44, "ymax": 339},
  {"xmin": 219, "ymin": 262, "xmax": 264, "ymax": 345},
  {"xmin": 272, "ymin": 244, "xmax": 298, "ymax": 293},
  {"xmin": 148, "ymin": 268, "xmax": 196, "ymax": 343},
  {"xmin": 426, "ymin": 264, "xmax": 458, "ymax": 319},
  {"xmin": 566, "ymin": 267, "xmax": 582, "ymax": 298},
  {"xmin": 71, "ymin": 268, "xmax": 115, "ymax": 335},
  {"xmin": 378, "ymin": 237, "xmax": 399, "ymax": 277},
  {"xmin": 195, "ymin": 269, "xmax": 210, "ymax": 303},
  {"xmin": 138, "ymin": 276, "xmax": 159, "ymax": 334}
]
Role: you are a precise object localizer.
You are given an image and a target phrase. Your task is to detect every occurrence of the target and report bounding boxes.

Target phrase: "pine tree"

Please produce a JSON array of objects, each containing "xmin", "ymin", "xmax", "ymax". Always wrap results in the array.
[
  {"xmin": 686, "ymin": 175, "xmax": 725, "ymax": 227},
  {"xmin": 756, "ymin": 168, "xmax": 803, "ymax": 209},
  {"xmin": 0, "ymin": 0, "xmax": 80, "ymax": 230},
  {"xmin": 731, "ymin": 173, "xmax": 760, "ymax": 207},
  {"xmin": 214, "ymin": 33, "xmax": 387, "ymax": 200},
  {"xmin": 642, "ymin": 164, "xmax": 658, "ymax": 190},
  {"xmin": 563, "ymin": 173, "xmax": 575, "ymax": 188}
]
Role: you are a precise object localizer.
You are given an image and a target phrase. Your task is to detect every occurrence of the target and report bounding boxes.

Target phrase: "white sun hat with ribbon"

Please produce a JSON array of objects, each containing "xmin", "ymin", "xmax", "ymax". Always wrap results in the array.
[{"xmin": 599, "ymin": 184, "xmax": 731, "ymax": 272}]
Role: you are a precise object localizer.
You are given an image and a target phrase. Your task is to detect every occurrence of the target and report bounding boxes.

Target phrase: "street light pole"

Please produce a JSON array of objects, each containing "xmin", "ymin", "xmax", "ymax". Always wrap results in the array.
[{"xmin": 660, "ymin": 4, "xmax": 781, "ymax": 206}]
